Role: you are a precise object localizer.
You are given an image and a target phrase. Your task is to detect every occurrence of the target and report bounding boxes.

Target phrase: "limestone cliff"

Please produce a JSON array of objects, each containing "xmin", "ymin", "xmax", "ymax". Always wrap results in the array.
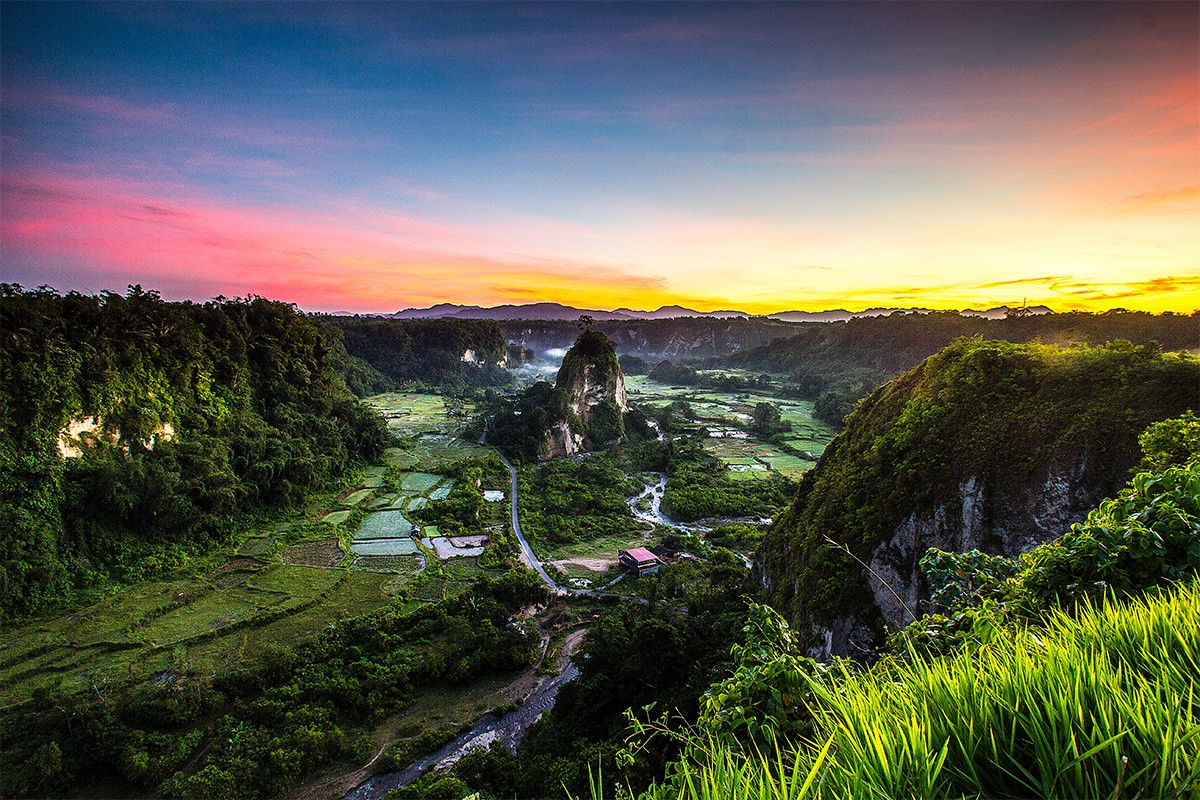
[
  {"xmin": 491, "ymin": 330, "xmax": 628, "ymax": 461},
  {"xmin": 754, "ymin": 338, "xmax": 1199, "ymax": 660},
  {"xmin": 539, "ymin": 330, "xmax": 627, "ymax": 458},
  {"xmin": 556, "ymin": 329, "xmax": 627, "ymax": 423}
]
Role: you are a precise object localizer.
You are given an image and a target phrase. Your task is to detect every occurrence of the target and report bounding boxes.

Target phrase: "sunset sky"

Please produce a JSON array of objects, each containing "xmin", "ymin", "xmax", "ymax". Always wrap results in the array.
[{"xmin": 2, "ymin": 2, "xmax": 1197, "ymax": 314}]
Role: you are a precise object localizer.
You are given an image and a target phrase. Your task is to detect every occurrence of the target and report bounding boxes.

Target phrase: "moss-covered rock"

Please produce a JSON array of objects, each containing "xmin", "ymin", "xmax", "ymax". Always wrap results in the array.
[
  {"xmin": 754, "ymin": 337, "xmax": 1200, "ymax": 658},
  {"xmin": 493, "ymin": 330, "xmax": 628, "ymax": 460}
]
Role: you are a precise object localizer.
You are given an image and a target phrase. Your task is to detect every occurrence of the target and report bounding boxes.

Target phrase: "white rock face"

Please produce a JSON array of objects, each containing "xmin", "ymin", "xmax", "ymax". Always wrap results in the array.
[
  {"xmin": 567, "ymin": 362, "xmax": 628, "ymax": 422},
  {"xmin": 58, "ymin": 416, "xmax": 104, "ymax": 458},
  {"xmin": 58, "ymin": 415, "xmax": 175, "ymax": 458},
  {"xmin": 461, "ymin": 349, "xmax": 477, "ymax": 363},
  {"xmin": 540, "ymin": 419, "xmax": 585, "ymax": 459}
]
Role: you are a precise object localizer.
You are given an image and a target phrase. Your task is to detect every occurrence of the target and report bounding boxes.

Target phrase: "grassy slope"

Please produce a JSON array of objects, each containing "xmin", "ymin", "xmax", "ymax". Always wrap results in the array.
[{"xmin": 624, "ymin": 580, "xmax": 1200, "ymax": 800}]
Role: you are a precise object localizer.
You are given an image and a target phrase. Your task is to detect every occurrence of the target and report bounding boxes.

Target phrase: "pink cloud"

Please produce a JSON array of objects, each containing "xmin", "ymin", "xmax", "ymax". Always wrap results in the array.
[{"xmin": 0, "ymin": 167, "xmax": 665, "ymax": 313}]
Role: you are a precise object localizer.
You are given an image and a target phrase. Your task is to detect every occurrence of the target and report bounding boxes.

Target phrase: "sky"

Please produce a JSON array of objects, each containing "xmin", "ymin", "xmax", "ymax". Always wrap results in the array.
[{"xmin": 1, "ymin": 1, "xmax": 1197, "ymax": 315}]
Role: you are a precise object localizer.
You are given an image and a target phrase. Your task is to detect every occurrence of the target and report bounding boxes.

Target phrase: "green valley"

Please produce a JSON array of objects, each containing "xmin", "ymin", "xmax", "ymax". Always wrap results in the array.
[{"xmin": 3, "ymin": 290, "xmax": 1198, "ymax": 800}]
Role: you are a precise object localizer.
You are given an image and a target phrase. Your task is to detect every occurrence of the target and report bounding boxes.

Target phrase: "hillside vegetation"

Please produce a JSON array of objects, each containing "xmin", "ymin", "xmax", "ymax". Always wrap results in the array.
[
  {"xmin": 727, "ymin": 309, "xmax": 1199, "ymax": 425},
  {"xmin": 757, "ymin": 337, "xmax": 1199, "ymax": 654},
  {"xmin": 611, "ymin": 439, "xmax": 1200, "ymax": 800},
  {"xmin": 0, "ymin": 286, "xmax": 388, "ymax": 618},
  {"xmin": 320, "ymin": 315, "xmax": 510, "ymax": 392}
]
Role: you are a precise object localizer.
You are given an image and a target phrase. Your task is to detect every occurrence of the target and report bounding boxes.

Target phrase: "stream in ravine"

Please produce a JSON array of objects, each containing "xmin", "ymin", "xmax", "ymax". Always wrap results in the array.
[{"xmin": 343, "ymin": 637, "xmax": 582, "ymax": 800}]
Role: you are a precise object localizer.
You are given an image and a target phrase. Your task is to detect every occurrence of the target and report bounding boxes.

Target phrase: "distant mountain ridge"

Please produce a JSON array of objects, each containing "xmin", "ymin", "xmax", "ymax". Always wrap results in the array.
[{"xmin": 387, "ymin": 302, "xmax": 1053, "ymax": 322}]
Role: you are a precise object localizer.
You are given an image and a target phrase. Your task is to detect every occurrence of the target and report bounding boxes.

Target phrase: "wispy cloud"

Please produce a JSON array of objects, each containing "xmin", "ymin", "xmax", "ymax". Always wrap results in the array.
[{"xmin": 0, "ymin": 167, "xmax": 671, "ymax": 313}]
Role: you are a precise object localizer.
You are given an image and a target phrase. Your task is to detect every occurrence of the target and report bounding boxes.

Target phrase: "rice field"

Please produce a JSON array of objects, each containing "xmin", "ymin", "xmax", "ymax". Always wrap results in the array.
[
  {"xmin": 0, "ymin": 389, "xmax": 503, "ymax": 713},
  {"xmin": 0, "ymin": 565, "xmax": 392, "ymax": 710},
  {"xmin": 367, "ymin": 392, "xmax": 467, "ymax": 437},
  {"xmin": 624, "ymin": 372, "xmax": 834, "ymax": 477},
  {"xmin": 350, "ymin": 539, "xmax": 421, "ymax": 556},
  {"xmin": 705, "ymin": 438, "xmax": 817, "ymax": 479},
  {"xmin": 322, "ymin": 509, "xmax": 353, "ymax": 526},
  {"xmin": 356, "ymin": 510, "xmax": 416, "ymax": 539},
  {"xmin": 402, "ymin": 472, "xmax": 444, "ymax": 492}
]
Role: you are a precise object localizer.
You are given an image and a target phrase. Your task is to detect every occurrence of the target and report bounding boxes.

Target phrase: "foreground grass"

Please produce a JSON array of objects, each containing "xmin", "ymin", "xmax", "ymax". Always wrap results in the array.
[{"xmin": 619, "ymin": 580, "xmax": 1200, "ymax": 800}]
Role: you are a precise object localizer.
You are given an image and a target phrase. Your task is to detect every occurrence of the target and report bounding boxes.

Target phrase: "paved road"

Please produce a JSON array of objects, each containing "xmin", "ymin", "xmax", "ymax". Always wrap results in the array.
[{"xmin": 493, "ymin": 449, "xmax": 565, "ymax": 593}]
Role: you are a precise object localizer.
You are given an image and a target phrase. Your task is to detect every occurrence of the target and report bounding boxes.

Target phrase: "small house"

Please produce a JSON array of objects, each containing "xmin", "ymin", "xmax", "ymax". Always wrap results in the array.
[
  {"xmin": 650, "ymin": 544, "xmax": 679, "ymax": 563},
  {"xmin": 618, "ymin": 547, "xmax": 663, "ymax": 576}
]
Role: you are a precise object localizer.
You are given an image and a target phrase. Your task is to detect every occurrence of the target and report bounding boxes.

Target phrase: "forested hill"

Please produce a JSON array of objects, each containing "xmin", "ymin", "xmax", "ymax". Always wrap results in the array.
[
  {"xmin": 320, "ymin": 315, "xmax": 510, "ymax": 392},
  {"xmin": 756, "ymin": 337, "xmax": 1199, "ymax": 657},
  {"xmin": 0, "ymin": 286, "xmax": 389, "ymax": 618},
  {"xmin": 725, "ymin": 310, "xmax": 1199, "ymax": 424}
]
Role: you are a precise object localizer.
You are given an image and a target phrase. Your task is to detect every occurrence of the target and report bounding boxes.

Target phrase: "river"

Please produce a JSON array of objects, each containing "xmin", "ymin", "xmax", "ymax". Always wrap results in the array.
[
  {"xmin": 626, "ymin": 472, "xmax": 758, "ymax": 566},
  {"xmin": 342, "ymin": 630, "xmax": 585, "ymax": 800}
]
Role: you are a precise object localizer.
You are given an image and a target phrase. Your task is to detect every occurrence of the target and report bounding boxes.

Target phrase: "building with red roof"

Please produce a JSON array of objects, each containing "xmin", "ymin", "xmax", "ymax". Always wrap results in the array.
[{"xmin": 618, "ymin": 547, "xmax": 663, "ymax": 576}]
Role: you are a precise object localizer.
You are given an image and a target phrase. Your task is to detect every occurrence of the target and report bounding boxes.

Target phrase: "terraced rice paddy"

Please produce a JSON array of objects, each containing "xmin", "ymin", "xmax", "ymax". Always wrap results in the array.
[
  {"xmin": 351, "ymin": 538, "xmax": 422, "ymax": 556},
  {"xmin": 705, "ymin": 438, "xmax": 814, "ymax": 479},
  {"xmin": 0, "ymin": 564, "xmax": 393, "ymax": 709},
  {"xmin": 340, "ymin": 488, "xmax": 376, "ymax": 506},
  {"xmin": 402, "ymin": 472, "xmax": 444, "ymax": 492},
  {"xmin": 428, "ymin": 482, "xmax": 454, "ymax": 500},
  {"xmin": 0, "ymin": 389, "xmax": 503, "ymax": 713},
  {"xmin": 281, "ymin": 539, "xmax": 344, "ymax": 567},
  {"xmin": 356, "ymin": 510, "xmax": 416, "ymax": 539},
  {"xmin": 369, "ymin": 392, "xmax": 467, "ymax": 436}
]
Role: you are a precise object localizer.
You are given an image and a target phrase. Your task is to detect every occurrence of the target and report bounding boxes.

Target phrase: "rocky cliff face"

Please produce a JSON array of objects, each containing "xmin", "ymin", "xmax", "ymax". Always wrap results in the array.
[
  {"xmin": 537, "ymin": 330, "xmax": 628, "ymax": 459},
  {"xmin": 857, "ymin": 455, "xmax": 1112, "ymax": 653},
  {"xmin": 556, "ymin": 334, "xmax": 628, "ymax": 423},
  {"xmin": 754, "ymin": 338, "xmax": 1200, "ymax": 660},
  {"xmin": 539, "ymin": 419, "xmax": 586, "ymax": 460}
]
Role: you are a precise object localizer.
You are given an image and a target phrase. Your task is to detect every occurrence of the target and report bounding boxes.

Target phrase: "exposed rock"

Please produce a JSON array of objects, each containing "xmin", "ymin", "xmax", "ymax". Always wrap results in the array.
[
  {"xmin": 539, "ymin": 419, "xmax": 585, "ymax": 460},
  {"xmin": 755, "ymin": 338, "xmax": 1200, "ymax": 659},
  {"xmin": 58, "ymin": 415, "xmax": 174, "ymax": 458},
  {"xmin": 58, "ymin": 416, "xmax": 105, "ymax": 458}
]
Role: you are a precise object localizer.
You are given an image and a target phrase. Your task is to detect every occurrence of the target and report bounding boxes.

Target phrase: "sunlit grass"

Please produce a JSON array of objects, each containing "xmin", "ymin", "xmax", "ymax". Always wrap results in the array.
[{"xmin": 615, "ymin": 581, "xmax": 1200, "ymax": 800}]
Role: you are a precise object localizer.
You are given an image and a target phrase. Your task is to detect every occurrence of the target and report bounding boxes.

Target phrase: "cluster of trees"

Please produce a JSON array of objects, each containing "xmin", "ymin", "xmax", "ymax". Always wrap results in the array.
[
  {"xmin": 644, "ymin": 359, "xmax": 773, "ymax": 393},
  {"xmin": 519, "ymin": 455, "xmax": 644, "ymax": 546},
  {"xmin": 3, "ymin": 571, "xmax": 548, "ymax": 799},
  {"xmin": 725, "ymin": 309, "xmax": 1200, "ymax": 426},
  {"xmin": 749, "ymin": 402, "xmax": 791, "ymax": 438},
  {"xmin": 485, "ymin": 381, "xmax": 576, "ymax": 461},
  {"xmin": 318, "ymin": 315, "xmax": 511, "ymax": 392},
  {"xmin": 410, "ymin": 458, "xmax": 503, "ymax": 536},
  {"xmin": 0, "ymin": 286, "xmax": 389, "ymax": 618},
  {"xmin": 658, "ymin": 441, "xmax": 795, "ymax": 522},
  {"xmin": 758, "ymin": 337, "xmax": 1200, "ymax": 650}
]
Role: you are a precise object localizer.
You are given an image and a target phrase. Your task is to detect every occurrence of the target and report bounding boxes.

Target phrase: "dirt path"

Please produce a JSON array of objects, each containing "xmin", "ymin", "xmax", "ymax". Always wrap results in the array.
[{"xmin": 550, "ymin": 556, "xmax": 617, "ymax": 572}]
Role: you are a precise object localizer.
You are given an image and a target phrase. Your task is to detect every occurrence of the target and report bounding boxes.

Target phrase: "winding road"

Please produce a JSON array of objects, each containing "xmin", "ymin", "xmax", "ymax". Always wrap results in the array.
[{"xmin": 494, "ymin": 449, "xmax": 577, "ymax": 595}]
